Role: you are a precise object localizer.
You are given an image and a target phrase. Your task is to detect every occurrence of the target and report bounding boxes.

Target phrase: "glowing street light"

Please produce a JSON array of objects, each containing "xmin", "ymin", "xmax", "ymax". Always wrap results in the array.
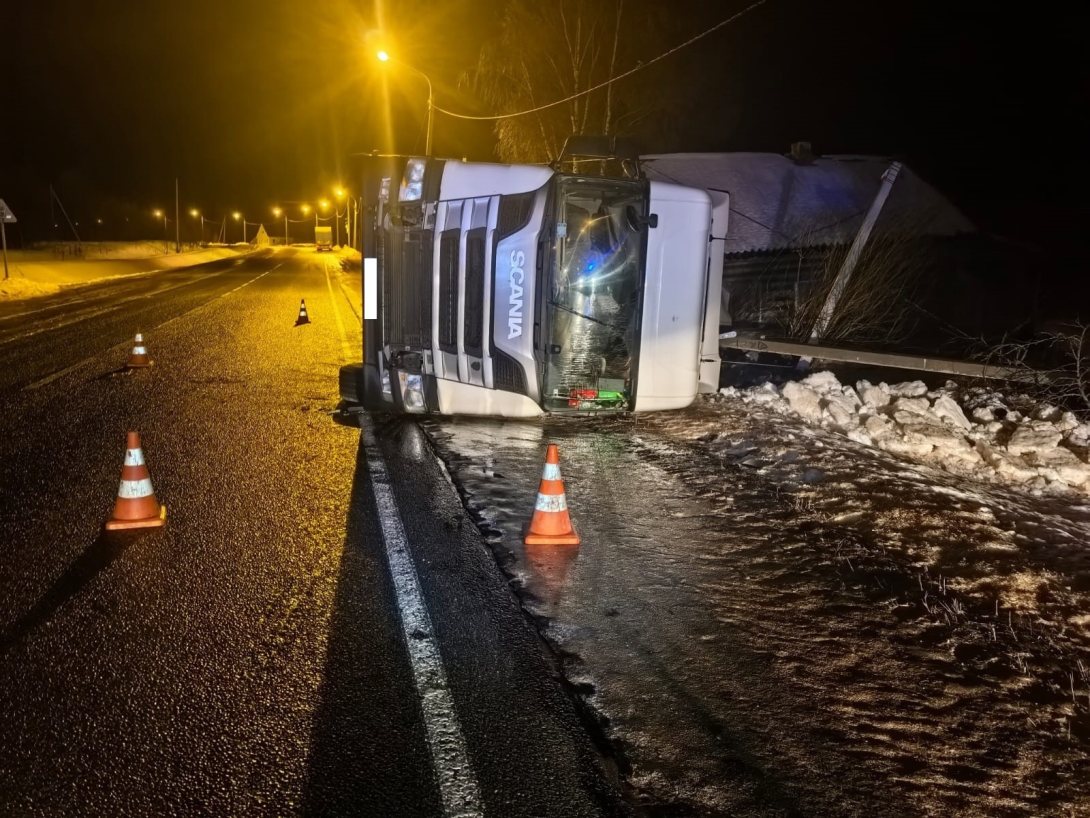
[
  {"xmin": 232, "ymin": 211, "xmax": 246, "ymax": 243},
  {"xmin": 273, "ymin": 206, "xmax": 288, "ymax": 245},
  {"xmin": 334, "ymin": 186, "xmax": 346, "ymax": 199},
  {"xmin": 188, "ymin": 208, "xmax": 205, "ymax": 244},
  {"xmin": 153, "ymin": 208, "xmax": 168, "ymax": 249},
  {"xmin": 375, "ymin": 49, "xmax": 434, "ymax": 155}
]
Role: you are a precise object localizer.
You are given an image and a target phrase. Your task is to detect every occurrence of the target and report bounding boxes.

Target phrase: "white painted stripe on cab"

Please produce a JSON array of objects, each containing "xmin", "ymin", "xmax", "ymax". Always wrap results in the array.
[
  {"xmin": 541, "ymin": 462, "xmax": 561, "ymax": 481},
  {"xmin": 535, "ymin": 492, "xmax": 568, "ymax": 512},
  {"xmin": 117, "ymin": 478, "xmax": 154, "ymax": 498},
  {"xmin": 361, "ymin": 425, "xmax": 484, "ymax": 817},
  {"xmin": 364, "ymin": 257, "xmax": 378, "ymax": 320},
  {"xmin": 124, "ymin": 448, "xmax": 146, "ymax": 467}
]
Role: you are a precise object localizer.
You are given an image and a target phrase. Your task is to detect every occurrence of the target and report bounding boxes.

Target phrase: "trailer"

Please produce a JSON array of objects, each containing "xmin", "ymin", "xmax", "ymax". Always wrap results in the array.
[{"xmin": 340, "ymin": 138, "xmax": 724, "ymax": 417}]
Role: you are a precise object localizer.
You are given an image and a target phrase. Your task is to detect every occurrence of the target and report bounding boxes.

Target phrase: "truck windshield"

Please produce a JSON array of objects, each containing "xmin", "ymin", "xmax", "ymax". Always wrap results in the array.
[{"xmin": 542, "ymin": 178, "xmax": 646, "ymax": 412}]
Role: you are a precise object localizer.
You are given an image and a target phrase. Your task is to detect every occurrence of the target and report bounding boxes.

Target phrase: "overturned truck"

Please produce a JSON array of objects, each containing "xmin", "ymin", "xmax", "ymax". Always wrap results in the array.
[{"xmin": 340, "ymin": 138, "xmax": 723, "ymax": 417}]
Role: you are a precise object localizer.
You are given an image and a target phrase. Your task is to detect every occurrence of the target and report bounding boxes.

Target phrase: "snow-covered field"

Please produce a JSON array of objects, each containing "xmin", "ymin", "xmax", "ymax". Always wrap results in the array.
[
  {"xmin": 423, "ymin": 380, "xmax": 1090, "ymax": 816},
  {"xmin": 0, "ymin": 245, "xmax": 252, "ymax": 301}
]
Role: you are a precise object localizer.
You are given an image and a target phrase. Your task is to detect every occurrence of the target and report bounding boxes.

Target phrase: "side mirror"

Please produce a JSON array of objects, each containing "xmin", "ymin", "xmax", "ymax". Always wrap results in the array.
[{"xmin": 625, "ymin": 205, "xmax": 658, "ymax": 231}]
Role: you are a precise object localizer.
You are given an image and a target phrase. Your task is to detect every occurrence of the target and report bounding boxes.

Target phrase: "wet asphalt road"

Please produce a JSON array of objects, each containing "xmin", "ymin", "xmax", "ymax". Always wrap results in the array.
[{"xmin": 0, "ymin": 248, "xmax": 624, "ymax": 816}]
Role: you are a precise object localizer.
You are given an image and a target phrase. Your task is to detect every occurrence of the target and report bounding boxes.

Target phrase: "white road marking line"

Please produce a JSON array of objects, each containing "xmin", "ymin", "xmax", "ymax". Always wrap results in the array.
[
  {"xmin": 0, "ymin": 267, "xmax": 238, "ymax": 347},
  {"xmin": 362, "ymin": 425, "xmax": 484, "ymax": 818},
  {"xmin": 323, "ymin": 262, "xmax": 356, "ymax": 361},
  {"xmin": 22, "ymin": 266, "xmax": 276, "ymax": 392},
  {"xmin": 22, "ymin": 357, "xmax": 98, "ymax": 391},
  {"xmin": 338, "ymin": 274, "xmax": 362, "ymax": 324}
]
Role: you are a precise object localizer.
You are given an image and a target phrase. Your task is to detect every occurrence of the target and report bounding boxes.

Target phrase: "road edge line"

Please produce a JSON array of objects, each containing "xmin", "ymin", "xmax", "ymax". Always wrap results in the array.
[{"xmin": 362, "ymin": 424, "xmax": 484, "ymax": 818}]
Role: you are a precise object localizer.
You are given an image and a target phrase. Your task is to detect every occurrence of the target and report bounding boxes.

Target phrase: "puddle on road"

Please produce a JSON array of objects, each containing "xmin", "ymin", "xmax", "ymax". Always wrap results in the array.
[{"xmin": 422, "ymin": 409, "xmax": 1090, "ymax": 817}]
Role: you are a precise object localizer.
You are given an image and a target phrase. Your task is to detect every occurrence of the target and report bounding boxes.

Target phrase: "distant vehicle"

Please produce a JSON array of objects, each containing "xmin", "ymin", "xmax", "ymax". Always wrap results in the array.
[
  {"xmin": 314, "ymin": 225, "xmax": 333, "ymax": 251},
  {"xmin": 339, "ymin": 137, "xmax": 722, "ymax": 418}
]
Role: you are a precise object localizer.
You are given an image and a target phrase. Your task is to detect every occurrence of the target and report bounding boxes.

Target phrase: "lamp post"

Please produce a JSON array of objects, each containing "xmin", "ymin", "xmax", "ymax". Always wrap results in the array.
[
  {"xmin": 273, "ymin": 206, "xmax": 289, "ymax": 246},
  {"xmin": 301, "ymin": 204, "xmax": 312, "ymax": 241},
  {"xmin": 334, "ymin": 186, "xmax": 346, "ymax": 246},
  {"xmin": 232, "ymin": 211, "xmax": 245, "ymax": 244},
  {"xmin": 376, "ymin": 50, "xmax": 434, "ymax": 156},
  {"xmin": 153, "ymin": 209, "xmax": 168, "ymax": 252},
  {"xmin": 189, "ymin": 208, "xmax": 201, "ymax": 244}
]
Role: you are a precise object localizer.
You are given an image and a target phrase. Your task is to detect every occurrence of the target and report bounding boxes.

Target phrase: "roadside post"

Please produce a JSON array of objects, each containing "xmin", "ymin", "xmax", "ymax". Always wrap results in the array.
[{"xmin": 0, "ymin": 199, "xmax": 16, "ymax": 281}]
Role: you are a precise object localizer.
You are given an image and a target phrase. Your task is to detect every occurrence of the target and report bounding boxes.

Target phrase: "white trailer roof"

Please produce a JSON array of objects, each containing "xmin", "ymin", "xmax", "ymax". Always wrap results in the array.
[{"xmin": 642, "ymin": 152, "xmax": 973, "ymax": 255}]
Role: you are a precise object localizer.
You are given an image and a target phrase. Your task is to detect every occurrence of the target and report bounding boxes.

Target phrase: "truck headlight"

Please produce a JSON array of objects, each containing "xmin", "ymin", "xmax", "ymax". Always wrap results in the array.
[
  {"xmin": 397, "ymin": 371, "xmax": 426, "ymax": 412},
  {"xmin": 398, "ymin": 159, "xmax": 426, "ymax": 203}
]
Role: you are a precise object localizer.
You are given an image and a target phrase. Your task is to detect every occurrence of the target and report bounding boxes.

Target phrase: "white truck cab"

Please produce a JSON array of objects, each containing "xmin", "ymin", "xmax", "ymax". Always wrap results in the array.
[{"xmin": 340, "ymin": 137, "xmax": 716, "ymax": 417}]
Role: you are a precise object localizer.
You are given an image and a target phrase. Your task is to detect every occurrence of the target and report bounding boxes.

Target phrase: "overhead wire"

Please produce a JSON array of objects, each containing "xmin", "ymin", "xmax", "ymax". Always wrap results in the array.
[{"xmin": 432, "ymin": 0, "xmax": 770, "ymax": 122}]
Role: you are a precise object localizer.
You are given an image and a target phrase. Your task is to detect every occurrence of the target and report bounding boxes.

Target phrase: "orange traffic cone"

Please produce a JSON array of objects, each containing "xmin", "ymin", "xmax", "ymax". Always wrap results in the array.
[
  {"xmin": 105, "ymin": 431, "xmax": 167, "ymax": 531},
  {"xmin": 524, "ymin": 443, "xmax": 580, "ymax": 545},
  {"xmin": 127, "ymin": 332, "xmax": 151, "ymax": 368},
  {"xmin": 295, "ymin": 299, "xmax": 310, "ymax": 325}
]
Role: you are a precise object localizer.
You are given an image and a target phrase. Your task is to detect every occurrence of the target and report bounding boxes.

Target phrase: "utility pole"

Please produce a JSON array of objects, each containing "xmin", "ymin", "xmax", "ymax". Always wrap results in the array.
[{"xmin": 174, "ymin": 178, "xmax": 181, "ymax": 253}]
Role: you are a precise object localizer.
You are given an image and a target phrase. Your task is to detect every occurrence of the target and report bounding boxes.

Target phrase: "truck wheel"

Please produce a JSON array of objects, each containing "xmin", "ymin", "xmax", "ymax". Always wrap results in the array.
[{"xmin": 339, "ymin": 363, "xmax": 364, "ymax": 405}]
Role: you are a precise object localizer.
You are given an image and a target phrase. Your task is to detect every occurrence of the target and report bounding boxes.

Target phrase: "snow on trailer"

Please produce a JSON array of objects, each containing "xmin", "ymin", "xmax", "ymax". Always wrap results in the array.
[{"xmin": 340, "ymin": 138, "xmax": 719, "ymax": 418}]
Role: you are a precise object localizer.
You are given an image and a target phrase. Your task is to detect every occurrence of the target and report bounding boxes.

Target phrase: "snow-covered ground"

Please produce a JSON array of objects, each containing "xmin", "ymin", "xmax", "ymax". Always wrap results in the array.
[
  {"xmin": 0, "ymin": 245, "xmax": 252, "ymax": 301},
  {"xmin": 422, "ymin": 382, "xmax": 1090, "ymax": 816}
]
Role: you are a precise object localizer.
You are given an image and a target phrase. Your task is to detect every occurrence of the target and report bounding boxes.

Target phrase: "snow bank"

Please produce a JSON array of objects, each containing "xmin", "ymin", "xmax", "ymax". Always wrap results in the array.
[
  {"xmin": 719, "ymin": 373, "xmax": 1090, "ymax": 496},
  {"xmin": 0, "ymin": 246, "xmax": 251, "ymax": 301}
]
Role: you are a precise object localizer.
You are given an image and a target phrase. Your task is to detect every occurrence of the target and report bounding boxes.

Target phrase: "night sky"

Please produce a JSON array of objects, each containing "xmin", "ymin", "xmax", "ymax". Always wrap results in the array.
[{"xmin": 0, "ymin": 0, "xmax": 1085, "ymax": 258}]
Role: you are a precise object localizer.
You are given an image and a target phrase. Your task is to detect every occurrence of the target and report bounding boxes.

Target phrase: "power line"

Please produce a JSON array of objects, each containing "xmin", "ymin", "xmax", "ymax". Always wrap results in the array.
[{"xmin": 433, "ymin": 0, "xmax": 770, "ymax": 122}]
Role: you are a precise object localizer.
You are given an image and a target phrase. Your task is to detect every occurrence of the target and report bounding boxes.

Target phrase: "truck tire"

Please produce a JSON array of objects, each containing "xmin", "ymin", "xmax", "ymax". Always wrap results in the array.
[{"xmin": 339, "ymin": 363, "xmax": 364, "ymax": 405}]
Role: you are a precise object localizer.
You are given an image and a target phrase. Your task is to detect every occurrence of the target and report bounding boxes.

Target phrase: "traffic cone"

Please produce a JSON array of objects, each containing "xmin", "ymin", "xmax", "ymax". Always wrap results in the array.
[
  {"xmin": 126, "ymin": 332, "xmax": 151, "ymax": 368},
  {"xmin": 105, "ymin": 431, "xmax": 166, "ymax": 531},
  {"xmin": 524, "ymin": 443, "xmax": 580, "ymax": 545},
  {"xmin": 295, "ymin": 299, "xmax": 310, "ymax": 325}
]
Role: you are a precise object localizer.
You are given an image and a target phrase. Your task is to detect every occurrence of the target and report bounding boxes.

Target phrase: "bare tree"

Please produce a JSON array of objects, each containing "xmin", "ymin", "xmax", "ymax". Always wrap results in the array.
[
  {"xmin": 465, "ymin": 0, "xmax": 631, "ymax": 162},
  {"xmin": 784, "ymin": 231, "xmax": 936, "ymax": 346},
  {"xmin": 976, "ymin": 323, "xmax": 1090, "ymax": 418}
]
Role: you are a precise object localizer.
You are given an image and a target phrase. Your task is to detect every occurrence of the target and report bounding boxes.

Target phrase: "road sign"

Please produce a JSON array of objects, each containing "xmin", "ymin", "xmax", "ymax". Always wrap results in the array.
[{"xmin": 0, "ymin": 199, "xmax": 12, "ymax": 280}]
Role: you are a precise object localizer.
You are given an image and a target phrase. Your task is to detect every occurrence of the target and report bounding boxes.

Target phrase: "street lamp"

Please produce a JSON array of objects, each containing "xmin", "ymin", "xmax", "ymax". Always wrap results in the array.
[
  {"xmin": 333, "ymin": 187, "xmax": 346, "ymax": 246},
  {"xmin": 232, "ymin": 211, "xmax": 245, "ymax": 244},
  {"xmin": 376, "ymin": 49, "xmax": 434, "ymax": 156},
  {"xmin": 153, "ymin": 209, "xmax": 168, "ymax": 250},
  {"xmin": 273, "ymin": 206, "xmax": 288, "ymax": 246},
  {"xmin": 189, "ymin": 208, "xmax": 202, "ymax": 243}
]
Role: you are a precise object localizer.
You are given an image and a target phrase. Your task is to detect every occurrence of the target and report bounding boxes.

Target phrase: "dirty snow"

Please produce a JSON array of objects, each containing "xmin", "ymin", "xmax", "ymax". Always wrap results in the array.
[{"xmin": 720, "ymin": 372, "xmax": 1090, "ymax": 496}]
